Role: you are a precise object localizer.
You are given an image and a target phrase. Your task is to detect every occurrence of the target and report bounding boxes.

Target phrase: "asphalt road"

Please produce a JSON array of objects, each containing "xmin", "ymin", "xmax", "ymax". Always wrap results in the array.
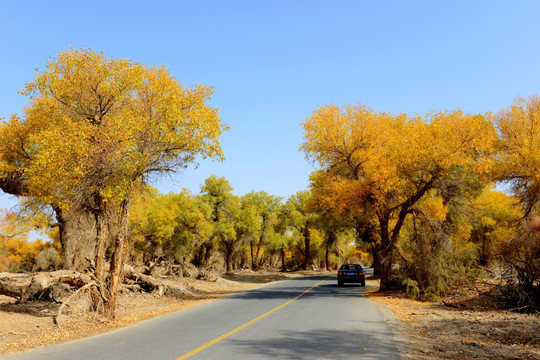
[{"xmin": 4, "ymin": 274, "xmax": 401, "ymax": 360}]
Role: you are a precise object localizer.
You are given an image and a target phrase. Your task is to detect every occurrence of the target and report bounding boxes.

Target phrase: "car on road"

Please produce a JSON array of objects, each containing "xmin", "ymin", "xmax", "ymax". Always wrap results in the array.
[{"xmin": 337, "ymin": 264, "xmax": 365, "ymax": 287}]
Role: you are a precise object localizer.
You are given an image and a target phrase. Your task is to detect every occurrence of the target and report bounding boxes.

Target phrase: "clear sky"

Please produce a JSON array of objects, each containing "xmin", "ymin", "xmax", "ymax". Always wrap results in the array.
[{"xmin": 1, "ymin": 0, "xmax": 540, "ymax": 211}]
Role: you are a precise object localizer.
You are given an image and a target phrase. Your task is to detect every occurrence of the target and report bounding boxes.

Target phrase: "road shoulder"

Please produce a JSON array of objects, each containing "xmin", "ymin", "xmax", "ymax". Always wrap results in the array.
[{"xmin": 364, "ymin": 279, "xmax": 411, "ymax": 360}]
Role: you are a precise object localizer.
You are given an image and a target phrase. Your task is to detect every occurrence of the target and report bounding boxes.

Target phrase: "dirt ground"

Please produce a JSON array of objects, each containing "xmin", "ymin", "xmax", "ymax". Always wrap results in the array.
[
  {"xmin": 1, "ymin": 271, "xmax": 539, "ymax": 359},
  {"xmin": 367, "ymin": 279, "xmax": 540, "ymax": 360}
]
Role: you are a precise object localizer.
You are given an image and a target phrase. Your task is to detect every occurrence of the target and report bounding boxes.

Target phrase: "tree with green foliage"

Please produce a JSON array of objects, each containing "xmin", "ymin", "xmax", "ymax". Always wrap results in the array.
[
  {"xmin": 283, "ymin": 190, "xmax": 317, "ymax": 270},
  {"xmin": 241, "ymin": 191, "xmax": 281, "ymax": 270},
  {"xmin": 197, "ymin": 176, "xmax": 235, "ymax": 268},
  {"xmin": 129, "ymin": 187, "xmax": 212, "ymax": 264}
]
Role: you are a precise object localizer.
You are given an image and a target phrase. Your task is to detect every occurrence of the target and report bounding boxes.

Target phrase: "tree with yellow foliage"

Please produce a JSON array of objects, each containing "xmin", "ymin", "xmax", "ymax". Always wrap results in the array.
[
  {"xmin": 469, "ymin": 189, "xmax": 522, "ymax": 266},
  {"xmin": 493, "ymin": 95, "xmax": 540, "ymax": 216},
  {"xmin": 199, "ymin": 176, "xmax": 241, "ymax": 271},
  {"xmin": 0, "ymin": 49, "xmax": 227, "ymax": 317},
  {"xmin": 301, "ymin": 104, "xmax": 497, "ymax": 290},
  {"xmin": 489, "ymin": 96, "xmax": 540, "ymax": 309}
]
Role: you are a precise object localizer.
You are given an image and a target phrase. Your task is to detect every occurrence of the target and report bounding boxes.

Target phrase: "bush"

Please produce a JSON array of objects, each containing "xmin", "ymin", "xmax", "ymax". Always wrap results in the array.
[
  {"xmin": 397, "ymin": 209, "xmax": 482, "ymax": 300},
  {"xmin": 403, "ymin": 277, "xmax": 420, "ymax": 298},
  {"xmin": 34, "ymin": 248, "xmax": 61, "ymax": 271},
  {"xmin": 498, "ymin": 221, "xmax": 540, "ymax": 312}
]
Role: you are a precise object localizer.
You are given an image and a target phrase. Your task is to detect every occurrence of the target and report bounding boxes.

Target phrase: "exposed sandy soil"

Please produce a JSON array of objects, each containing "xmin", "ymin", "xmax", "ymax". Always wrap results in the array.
[{"xmin": 1, "ymin": 271, "xmax": 539, "ymax": 359}]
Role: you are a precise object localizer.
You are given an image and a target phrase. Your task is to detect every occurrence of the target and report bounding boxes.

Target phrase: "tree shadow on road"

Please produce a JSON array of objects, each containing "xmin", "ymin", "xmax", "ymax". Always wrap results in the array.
[
  {"xmin": 225, "ymin": 277, "xmax": 368, "ymax": 302},
  {"xmin": 227, "ymin": 327, "xmax": 400, "ymax": 360}
]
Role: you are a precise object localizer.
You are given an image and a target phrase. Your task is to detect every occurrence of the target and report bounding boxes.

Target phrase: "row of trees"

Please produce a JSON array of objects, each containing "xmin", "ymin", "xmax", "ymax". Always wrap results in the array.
[
  {"xmin": 0, "ymin": 180, "xmax": 368, "ymax": 274},
  {"xmin": 1, "ymin": 48, "xmax": 538, "ymax": 314},
  {"xmin": 127, "ymin": 177, "xmax": 364, "ymax": 273},
  {"xmin": 0, "ymin": 49, "xmax": 365, "ymax": 317}
]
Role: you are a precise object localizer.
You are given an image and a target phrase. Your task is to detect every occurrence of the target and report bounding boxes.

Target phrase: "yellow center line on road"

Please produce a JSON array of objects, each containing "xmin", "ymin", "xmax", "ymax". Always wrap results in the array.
[{"xmin": 175, "ymin": 277, "xmax": 330, "ymax": 360}]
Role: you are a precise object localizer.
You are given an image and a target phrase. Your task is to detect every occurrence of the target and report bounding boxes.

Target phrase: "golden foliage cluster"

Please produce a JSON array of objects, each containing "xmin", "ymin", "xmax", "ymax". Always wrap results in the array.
[
  {"xmin": 0, "ymin": 48, "xmax": 228, "ymax": 210},
  {"xmin": 301, "ymin": 104, "xmax": 497, "ymax": 214}
]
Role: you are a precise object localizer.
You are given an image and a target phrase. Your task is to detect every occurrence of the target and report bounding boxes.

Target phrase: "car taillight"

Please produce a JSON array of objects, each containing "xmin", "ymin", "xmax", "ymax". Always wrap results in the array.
[
  {"xmin": 338, "ymin": 272, "xmax": 343, "ymax": 275},
  {"xmin": 359, "ymin": 273, "xmax": 364, "ymax": 275}
]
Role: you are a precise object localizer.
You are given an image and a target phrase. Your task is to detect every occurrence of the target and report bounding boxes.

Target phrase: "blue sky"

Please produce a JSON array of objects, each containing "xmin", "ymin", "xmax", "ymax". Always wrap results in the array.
[{"xmin": 1, "ymin": 0, "xmax": 540, "ymax": 211}]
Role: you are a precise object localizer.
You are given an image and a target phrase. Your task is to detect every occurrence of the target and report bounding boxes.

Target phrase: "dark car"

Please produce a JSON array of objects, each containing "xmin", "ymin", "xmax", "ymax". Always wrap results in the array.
[{"xmin": 337, "ymin": 264, "xmax": 365, "ymax": 286}]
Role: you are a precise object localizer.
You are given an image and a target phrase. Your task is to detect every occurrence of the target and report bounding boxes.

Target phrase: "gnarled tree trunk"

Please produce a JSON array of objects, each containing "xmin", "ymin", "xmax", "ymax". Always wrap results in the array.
[
  {"xmin": 54, "ymin": 204, "xmax": 97, "ymax": 272},
  {"xmin": 104, "ymin": 198, "xmax": 130, "ymax": 319},
  {"xmin": 0, "ymin": 171, "xmax": 97, "ymax": 272},
  {"xmin": 325, "ymin": 231, "xmax": 337, "ymax": 271}
]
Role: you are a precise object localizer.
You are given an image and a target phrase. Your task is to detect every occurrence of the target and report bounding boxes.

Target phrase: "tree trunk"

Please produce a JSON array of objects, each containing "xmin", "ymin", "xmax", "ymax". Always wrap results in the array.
[
  {"xmin": 377, "ymin": 176, "xmax": 436, "ymax": 290},
  {"xmin": 253, "ymin": 244, "xmax": 260, "ymax": 271},
  {"xmin": 0, "ymin": 173, "xmax": 94, "ymax": 272},
  {"xmin": 371, "ymin": 243, "xmax": 381, "ymax": 276},
  {"xmin": 250, "ymin": 240, "xmax": 255, "ymax": 270},
  {"xmin": 225, "ymin": 244, "xmax": 234, "ymax": 272},
  {"xmin": 375, "ymin": 242, "xmax": 394, "ymax": 291},
  {"xmin": 203, "ymin": 242, "xmax": 213, "ymax": 267},
  {"xmin": 53, "ymin": 204, "xmax": 97, "ymax": 271},
  {"xmin": 253, "ymin": 236, "xmax": 262, "ymax": 271},
  {"xmin": 325, "ymin": 231, "xmax": 336, "ymax": 271},
  {"xmin": 193, "ymin": 244, "xmax": 203, "ymax": 267},
  {"xmin": 88, "ymin": 204, "xmax": 108, "ymax": 314},
  {"xmin": 281, "ymin": 247, "xmax": 286, "ymax": 271},
  {"xmin": 479, "ymin": 235, "xmax": 491, "ymax": 267},
  {"xmin": 104, "ymin": 199, "xmax": 129, "ymax": 319},
  {"xmin": 94, "ymin": 212, "xmax": 107, "ymax": 281},
  {"xmin": 253, "ymin": 221, "xmax": 267, "ymax": 271},
  {"xmin": 377, "ymin": 214, "xmax": 394, "ymax": 291},
  {"xmin": 325, "ymin": 246, "xmax": 330, "ymax": 271},
  {"xmin": 303, "ymin": 225, "xmax": 311, "ymax": 270}
]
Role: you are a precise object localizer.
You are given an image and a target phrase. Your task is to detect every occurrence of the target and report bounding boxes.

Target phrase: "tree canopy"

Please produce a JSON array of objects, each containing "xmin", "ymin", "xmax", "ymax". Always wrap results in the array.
[
  {"xmin": 301, "ymin": 104, "xmax": 498, "ymax": 289},
  {"xmin": 0, "ymin": 48, "xmax": 227, "ymax": 210}
]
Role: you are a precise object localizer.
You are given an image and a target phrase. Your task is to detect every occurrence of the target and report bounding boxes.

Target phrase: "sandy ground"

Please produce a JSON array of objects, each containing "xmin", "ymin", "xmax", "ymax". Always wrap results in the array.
[{"xmin": 1, "ymin": 271, "xmax": 539, "ymax": 359}]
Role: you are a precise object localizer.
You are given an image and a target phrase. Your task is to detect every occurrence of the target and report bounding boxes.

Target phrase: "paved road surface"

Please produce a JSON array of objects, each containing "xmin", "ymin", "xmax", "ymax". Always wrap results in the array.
[{"xmin": 4, "ymin": 274, "xmax": 400, "ymax": 360}]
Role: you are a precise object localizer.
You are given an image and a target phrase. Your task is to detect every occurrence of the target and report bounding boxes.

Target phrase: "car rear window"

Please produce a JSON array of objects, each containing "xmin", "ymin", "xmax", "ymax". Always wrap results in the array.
[{"xmin": 339, "ymin": 264, "xmax": 363, "ymax": 270}]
